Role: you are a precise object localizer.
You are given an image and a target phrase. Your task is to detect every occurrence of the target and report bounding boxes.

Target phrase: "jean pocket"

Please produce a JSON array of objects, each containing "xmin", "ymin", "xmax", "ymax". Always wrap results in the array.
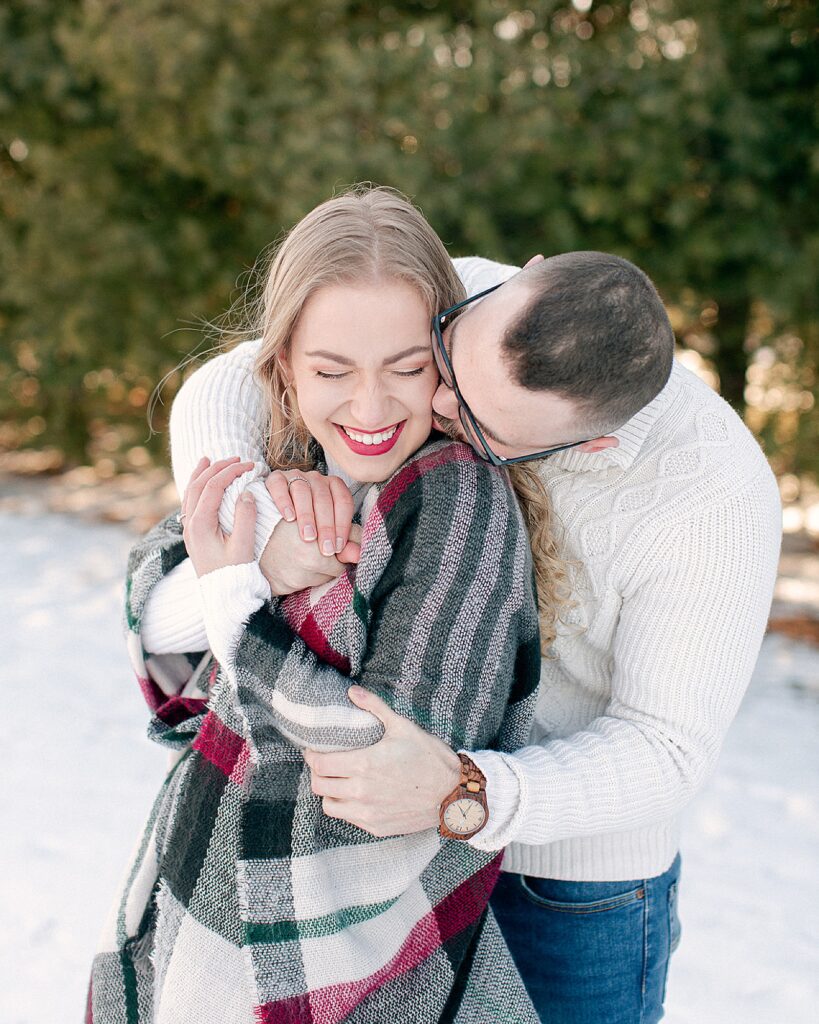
[
  {"xmin": 668, "ymin": 880, "xmax": 681, "ymax": 952},
  {"xmin": 519, "ymin": 875, "xmax": 646, "ymax": 914}
]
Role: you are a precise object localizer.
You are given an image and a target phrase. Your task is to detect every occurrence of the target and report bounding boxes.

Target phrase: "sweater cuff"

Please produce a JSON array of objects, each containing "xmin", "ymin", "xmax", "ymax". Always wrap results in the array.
[
  {"xmin": 461, "ymin": 749, "xmax": 529, "ymax": 852},
  {"xmin": 243, "ymin": 479, "xmax": 282, "ymax": 561},
  {"xmin": 197, "ymin": 561, "xmax": 271, "ymax": 668}
]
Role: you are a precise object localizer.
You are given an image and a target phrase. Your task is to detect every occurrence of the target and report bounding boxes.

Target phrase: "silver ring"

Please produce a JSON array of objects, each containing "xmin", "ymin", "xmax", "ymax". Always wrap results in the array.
[
  {"xmin": 177, "ymin": 511, "xmax": 187, "ymax": 524},
  {"xmin": 287, "ymin": 475, "xmax": 310, "ymax": 489}
]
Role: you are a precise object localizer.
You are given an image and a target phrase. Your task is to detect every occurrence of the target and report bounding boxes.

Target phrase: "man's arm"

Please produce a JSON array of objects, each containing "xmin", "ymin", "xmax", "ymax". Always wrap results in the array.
[
  {"xmin": 140, "ymin": 338, "xmax": 360, "ymax": 656},
  {"xmin": 169, "ymin": 339, "xmax": 282, "ymax": 559},
  {"xmin": 307, "ymin": 467, "xmax": 782, "ymax": 845},
  {"xmin": 137, "ymin": 345, "xmax": 277, "ymax": 657},
  {"xmin": 468, "ymin": 470, "xmax": 781, "ymax": 849},
  {"xmin": 139, "ymin": 558, "xmax": 209, "ymax": 653}
]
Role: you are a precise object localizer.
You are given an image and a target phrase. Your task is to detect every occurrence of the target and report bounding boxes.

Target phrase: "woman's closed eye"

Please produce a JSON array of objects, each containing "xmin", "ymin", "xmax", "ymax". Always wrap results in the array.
[
  {"xmin": 393, "ymin": 366, "xmax": 427, "ymax": 377},
  {"xmin": 314, "ymin": 365, "xmax": 430, "ymax": 380}
]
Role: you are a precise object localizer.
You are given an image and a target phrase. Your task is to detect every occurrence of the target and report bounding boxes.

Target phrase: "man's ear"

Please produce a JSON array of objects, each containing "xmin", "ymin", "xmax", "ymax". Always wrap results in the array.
[
  {"xmin": 577, "ymin": 435, "xmax": 619, "ymax": 453},
  {"xmin": 522, "ymin": 254, "xmax": 545, "ymax": 269}
]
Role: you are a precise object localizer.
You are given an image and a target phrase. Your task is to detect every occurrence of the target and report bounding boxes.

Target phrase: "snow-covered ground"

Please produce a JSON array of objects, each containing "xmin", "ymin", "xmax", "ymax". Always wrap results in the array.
[{"xmin": 1, "ymin": 509, "xmax": 817, "ymax": 1023}]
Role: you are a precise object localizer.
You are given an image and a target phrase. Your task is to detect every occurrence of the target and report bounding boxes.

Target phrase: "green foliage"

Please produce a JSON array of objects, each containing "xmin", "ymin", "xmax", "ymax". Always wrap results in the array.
[{"xmin": 1, "ymin": 0, "xmax": 816, "ymax": 472}]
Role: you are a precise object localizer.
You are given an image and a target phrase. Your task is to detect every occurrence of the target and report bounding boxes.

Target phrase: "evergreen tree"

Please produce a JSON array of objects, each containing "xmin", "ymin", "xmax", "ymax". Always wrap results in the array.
[{"xmin": 1, "ymin": 1, "xmax": 816, "ymax": 471}]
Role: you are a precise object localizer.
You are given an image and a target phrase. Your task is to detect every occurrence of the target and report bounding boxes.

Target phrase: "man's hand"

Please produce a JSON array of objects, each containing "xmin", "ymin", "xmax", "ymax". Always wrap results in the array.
[
  {"xmin": 265, "ymin": 469, "xmax": 359, "ymax": 558},
  {"xmin": 303, "ymin": 686, "xmax": 462, "ymax": 837},
  {"xmin": 259, "ymin": 517, "xmax": 362, "ymax": 596}
]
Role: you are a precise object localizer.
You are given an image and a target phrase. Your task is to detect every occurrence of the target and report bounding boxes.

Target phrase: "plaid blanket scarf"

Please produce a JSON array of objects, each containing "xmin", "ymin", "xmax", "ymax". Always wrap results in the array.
[{"xmin": 88, "ymin": 439, "xmax": 541, "ymax": 1023}]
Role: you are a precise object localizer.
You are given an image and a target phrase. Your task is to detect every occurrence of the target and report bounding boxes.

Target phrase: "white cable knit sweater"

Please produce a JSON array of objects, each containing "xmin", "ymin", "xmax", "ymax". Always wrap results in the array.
[{"xmin": 141, "ymin": 256, "xmax": 782, "ymax": 881}]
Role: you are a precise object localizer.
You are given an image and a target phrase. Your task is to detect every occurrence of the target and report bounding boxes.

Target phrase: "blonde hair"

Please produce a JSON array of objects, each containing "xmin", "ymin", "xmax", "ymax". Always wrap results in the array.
[
  {"xmin": 248, "ymin": 184, "xmax": 570, "ymax": 651},
  {"xmin": 508, "ymin": 462, "xmax": 574, "ymax": 651}
]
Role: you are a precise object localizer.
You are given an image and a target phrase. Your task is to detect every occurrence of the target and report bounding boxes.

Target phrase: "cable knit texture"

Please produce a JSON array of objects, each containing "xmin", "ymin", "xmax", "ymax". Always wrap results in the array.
[
  {"xmin": 474, "ymin": 356, "xmax": 782, "ymax": 879},
  {"xmin": 142, "ymin": 255, "xmax": 782, "ymax": 882}
]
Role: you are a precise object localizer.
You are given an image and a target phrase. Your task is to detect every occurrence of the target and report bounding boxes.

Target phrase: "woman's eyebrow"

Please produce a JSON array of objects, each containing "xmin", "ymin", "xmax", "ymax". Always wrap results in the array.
[
  {"xmin": 304, "ymin": 350, "xmax": 355, "ymax": 364},
  {"xmin": 384, "ymin": 345, "xmax": 431, "ymax": 365},
  {"xmin": 304, "ymin": 345, "xmax": 431, "ymax": 366}
]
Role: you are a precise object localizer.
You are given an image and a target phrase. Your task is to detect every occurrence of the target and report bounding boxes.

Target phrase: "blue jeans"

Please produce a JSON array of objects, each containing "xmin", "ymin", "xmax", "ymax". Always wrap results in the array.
[{"xmin": 489, "ymin": 854, "xmax": 682, "ymax": 1024}]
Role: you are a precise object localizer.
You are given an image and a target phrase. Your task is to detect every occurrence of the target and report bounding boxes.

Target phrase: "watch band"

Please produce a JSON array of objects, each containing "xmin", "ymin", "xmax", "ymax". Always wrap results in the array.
[
  {"xmin": 457, "ymin": 752, "xmax": 487, "ymax": 793},
  {"xmin": 438, "ymin": 753, "xmax": 489, "ymax": 840}
]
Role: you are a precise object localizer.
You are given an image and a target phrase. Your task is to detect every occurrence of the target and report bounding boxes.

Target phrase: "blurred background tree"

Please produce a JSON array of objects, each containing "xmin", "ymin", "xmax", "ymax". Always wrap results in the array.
[{"xmin": 1, "ymin": 0, "xmax": 816, "ymax": 477}]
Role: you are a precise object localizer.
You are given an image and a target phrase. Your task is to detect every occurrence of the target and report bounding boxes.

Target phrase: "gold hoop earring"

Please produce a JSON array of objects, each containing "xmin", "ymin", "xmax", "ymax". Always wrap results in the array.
[{"xmin": 278, "ymin": 379, "xmax": 296, "ymax": 417}]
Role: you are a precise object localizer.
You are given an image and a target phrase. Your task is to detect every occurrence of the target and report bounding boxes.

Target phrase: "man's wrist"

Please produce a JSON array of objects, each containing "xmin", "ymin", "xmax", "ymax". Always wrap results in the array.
[
  {"xmin": 459, "ymin": 749, "xmax": 524, "ymax": 850},
  {"xmin": 438, "ymin": 747, "xmax": 463, "ymax": 803}
]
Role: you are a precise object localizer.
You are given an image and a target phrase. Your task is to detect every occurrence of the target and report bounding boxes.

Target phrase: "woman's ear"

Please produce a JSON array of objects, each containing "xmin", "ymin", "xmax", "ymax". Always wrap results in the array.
[{"xmin": 278, "ymin": 350, "xmax": 293, "ymax": 383}]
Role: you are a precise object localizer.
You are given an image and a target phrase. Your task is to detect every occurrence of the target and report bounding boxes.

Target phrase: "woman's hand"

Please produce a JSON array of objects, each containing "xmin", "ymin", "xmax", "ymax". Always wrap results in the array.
[
  {"xmin": 180, "ymin": 456, "xmax": 257, "ymax": 577},
  {"xmin": 264, "ymin": 469, "xmax": 358, "ymax": 559}
]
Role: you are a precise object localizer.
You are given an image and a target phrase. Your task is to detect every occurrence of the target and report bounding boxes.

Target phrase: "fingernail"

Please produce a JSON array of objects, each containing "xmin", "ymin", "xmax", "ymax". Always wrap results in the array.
[
  {"xmin": 304, "ymin": 525, "xmax": 317, "ymax": 541},
  {"xmin": 336, "ymin": 537, "xmax": 344, "ymax": 553},
  {"xmin": 322, "ymin": 540, "xmax": 334, "ymax": 556},
  {"xmin": 348, "ymin": 685, "xmax": 366, "ymax": 699},
  {"xmin": 284, "ymin": 507, "xmax": 296, "ymax": 522}
]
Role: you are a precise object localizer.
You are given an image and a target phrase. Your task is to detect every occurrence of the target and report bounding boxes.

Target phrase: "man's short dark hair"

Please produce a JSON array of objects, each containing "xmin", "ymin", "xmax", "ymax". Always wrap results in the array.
[{"xmin": 502, "ymin": 252, "xmax": 675, "ymax": 434}]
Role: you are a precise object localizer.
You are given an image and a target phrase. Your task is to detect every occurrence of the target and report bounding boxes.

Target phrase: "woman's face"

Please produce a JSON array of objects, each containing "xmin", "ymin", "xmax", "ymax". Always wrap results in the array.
[{"xmin": 285, "ymin": 279, "xmax": 438, "ymax": 482}]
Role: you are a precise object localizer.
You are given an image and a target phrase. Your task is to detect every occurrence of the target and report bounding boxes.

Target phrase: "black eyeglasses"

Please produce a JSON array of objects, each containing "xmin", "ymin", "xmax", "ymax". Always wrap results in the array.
[{"xmin": 431, "ymin": 284, "xmax": 593, "ymax": 465}]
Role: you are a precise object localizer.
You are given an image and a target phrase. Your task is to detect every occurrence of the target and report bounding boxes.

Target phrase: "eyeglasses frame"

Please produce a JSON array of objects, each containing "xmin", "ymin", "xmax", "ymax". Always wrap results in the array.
[{"xmin": 431, "ymin": 284, "xmax": 595, "ymax": 465}]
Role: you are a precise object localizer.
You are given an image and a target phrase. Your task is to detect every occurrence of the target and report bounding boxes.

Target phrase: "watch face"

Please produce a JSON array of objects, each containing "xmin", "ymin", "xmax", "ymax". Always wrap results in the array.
[{"xmin": 442, "ymin": 797, "xmax": 486, "ymax": 835}]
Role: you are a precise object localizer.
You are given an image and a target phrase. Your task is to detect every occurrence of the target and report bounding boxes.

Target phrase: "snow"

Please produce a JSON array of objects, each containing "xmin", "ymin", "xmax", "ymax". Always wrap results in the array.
[{"xmin": 1, "ymin": 509, "xmax": 817, "ymax": 1023}]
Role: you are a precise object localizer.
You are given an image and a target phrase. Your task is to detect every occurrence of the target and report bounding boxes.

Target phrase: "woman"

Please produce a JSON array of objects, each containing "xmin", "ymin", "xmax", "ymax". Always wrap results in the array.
[{"xmin": 88, "ymin": 187, "xmax": 557, "ymax": 1023}]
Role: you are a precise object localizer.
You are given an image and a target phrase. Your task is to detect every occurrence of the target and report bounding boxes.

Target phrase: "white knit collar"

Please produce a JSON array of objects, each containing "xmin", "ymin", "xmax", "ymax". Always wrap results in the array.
[{"xmin": 546, "ymin": 359, "xmax": 683, "ymax": 474}]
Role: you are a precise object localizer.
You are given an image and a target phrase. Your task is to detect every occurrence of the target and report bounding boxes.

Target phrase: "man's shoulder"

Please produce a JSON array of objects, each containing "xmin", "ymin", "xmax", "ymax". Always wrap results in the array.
[
  {"xmin": 453, "ymin": 256, "xmax": 521, "ymax": 293},
  {"xmin": 663, "ymin": 361, "xmax": 770, "ymax": 471},
  {"xmin": 637, "ymin": 360, "xmax": 780, "ymax": 519}
]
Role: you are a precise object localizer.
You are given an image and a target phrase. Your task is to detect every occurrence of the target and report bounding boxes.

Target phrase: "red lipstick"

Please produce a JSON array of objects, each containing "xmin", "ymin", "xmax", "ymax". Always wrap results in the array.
[{"xmin": 334, "ymin": 421, "xmax": 405, "ymax": 457}]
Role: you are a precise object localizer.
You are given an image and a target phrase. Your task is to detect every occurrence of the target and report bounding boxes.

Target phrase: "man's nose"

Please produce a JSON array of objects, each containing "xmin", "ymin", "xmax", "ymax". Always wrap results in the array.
[{"xmin": 432, "ymin": 381, "xmax": 458, "ymax": 419}]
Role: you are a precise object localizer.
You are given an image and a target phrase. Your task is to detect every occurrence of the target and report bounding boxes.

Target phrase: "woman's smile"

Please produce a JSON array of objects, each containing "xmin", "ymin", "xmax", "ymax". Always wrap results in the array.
[{"xmin": 335, "ymin": 420, "xmax": 406, "ymax": 456}]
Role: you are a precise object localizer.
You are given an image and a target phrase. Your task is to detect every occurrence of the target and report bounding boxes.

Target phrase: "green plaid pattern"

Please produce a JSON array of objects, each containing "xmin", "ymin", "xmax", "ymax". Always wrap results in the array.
[{"xmin": 88, "ymin": 439, "xmax": 541, "ymax": 1024}]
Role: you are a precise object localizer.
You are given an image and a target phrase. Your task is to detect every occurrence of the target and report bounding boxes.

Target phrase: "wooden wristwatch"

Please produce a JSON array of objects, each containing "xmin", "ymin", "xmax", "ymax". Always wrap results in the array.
[{"xmin": 438, "ymin": 753, "xmax": 489, "ymax": 840}]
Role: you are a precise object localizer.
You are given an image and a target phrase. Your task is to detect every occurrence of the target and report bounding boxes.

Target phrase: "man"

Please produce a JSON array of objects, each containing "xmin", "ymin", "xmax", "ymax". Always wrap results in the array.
[{"xmin": 158, "ymin": 252, "xmax": 781, "ymax": 1022}]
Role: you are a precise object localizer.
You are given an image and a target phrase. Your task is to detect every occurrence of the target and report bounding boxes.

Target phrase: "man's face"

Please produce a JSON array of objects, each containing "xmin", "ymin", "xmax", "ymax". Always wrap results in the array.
[{"xmin": 432, "ymin": 279, "xmax": 605, "ymax": 460}]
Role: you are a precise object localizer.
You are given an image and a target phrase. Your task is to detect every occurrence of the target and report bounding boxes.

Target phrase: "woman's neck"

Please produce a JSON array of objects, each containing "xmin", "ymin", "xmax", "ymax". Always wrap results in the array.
[
  {"xmin": 325, "ymin": 454, "xmax": 361, "ymax": 489},
  {"xmin": 325, "ymin": 454, "xmax": 369, "ymax": 513}
]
